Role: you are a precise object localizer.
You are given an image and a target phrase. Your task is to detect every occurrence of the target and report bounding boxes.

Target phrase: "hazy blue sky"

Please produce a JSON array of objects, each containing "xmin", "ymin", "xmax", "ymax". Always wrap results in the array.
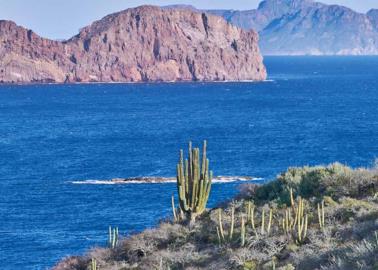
[{"xmin": 1, "ymin": 0, "xmax": 377, "ymax": 40}]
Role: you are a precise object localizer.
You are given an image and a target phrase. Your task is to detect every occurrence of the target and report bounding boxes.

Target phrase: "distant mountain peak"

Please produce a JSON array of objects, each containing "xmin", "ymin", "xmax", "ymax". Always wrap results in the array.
[
  {"xmin": 162, "ymin": 4, "xmax": 198, "ymax": 11},
  {"xmin": 258, "ymin": 0, "xmax": 313, "ymax": 9},
  {"xmin": 206, "ymin": 0, "xmax": 378, "ymax": 55}
]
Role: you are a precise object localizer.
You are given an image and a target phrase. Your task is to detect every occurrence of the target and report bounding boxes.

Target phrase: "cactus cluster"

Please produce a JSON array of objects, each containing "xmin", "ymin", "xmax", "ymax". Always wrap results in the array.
[
  {"xmin": 108, "ymin": 226, "xmax": 119, "ymax": 249},
  {"xmin": 247, "ymin": 201, "xmax": 273, "ymax": 237},
  {"xmin": 217, "ymin": 202, "xmax": 276, "ymax": 247},
  {"xmin": 215, "ymin": 188, "xmax": 329, "ymax": 247},
  {"xmin": 176, "ymin": 141, "xmax": 213, "ymax": 223},
  {"xmin": 216, "ymin": 206, "xmax": 235, "ymax": 245},
  {"xmin": 281, "ymin": 189, "xmax": 308, "ymax": 244}
]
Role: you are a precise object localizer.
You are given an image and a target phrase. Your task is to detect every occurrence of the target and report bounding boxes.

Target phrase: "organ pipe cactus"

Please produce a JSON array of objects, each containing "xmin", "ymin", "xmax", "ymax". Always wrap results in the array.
[
  {"xmin": 176, "ymin": 141, "xmax": 213, "ymax": 223},
  {"xmin": 108, "ymin": 226, "xmax": 118, "ymax": 249}
]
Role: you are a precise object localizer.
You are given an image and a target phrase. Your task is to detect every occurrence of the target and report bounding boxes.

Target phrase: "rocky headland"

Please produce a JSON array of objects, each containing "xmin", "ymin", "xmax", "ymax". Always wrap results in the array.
[{"xmin": 0, "ymin": 6, "xmax": 267, "ymax": 83}]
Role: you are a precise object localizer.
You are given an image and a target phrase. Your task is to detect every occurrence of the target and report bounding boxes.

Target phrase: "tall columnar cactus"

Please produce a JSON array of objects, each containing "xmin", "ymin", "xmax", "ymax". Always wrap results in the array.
[
  {"xmin": 108, "ymin": 226, "xmax": 118, "ymax": 249},
  {"xmin": 176, "ymin": 141, "xmax": 213, "ymax": 223}
]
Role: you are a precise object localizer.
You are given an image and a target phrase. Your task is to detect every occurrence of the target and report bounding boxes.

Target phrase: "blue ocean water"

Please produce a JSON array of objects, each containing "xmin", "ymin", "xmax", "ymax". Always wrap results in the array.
[{"xmin": 0, "ymin": 56, "xmax": 378, "ymax": 269}]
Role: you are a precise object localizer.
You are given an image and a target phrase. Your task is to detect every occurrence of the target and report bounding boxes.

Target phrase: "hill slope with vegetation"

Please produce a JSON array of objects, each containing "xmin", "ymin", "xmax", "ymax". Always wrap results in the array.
[{"xmin": 53, "ymin": 144, "xmax": 378, "ymax": 270}]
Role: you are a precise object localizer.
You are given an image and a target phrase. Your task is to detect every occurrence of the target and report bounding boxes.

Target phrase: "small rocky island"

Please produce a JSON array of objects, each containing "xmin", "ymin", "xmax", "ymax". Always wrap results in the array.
[{"xmin": 0, "ymin": 6, "xmax": 267, "ymax": 83}]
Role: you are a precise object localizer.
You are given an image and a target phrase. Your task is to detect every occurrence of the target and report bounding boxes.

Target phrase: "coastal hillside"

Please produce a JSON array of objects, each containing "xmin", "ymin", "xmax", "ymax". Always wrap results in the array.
[
  {"xmin": 0, "ymin": 6, "xmax": 266, "ymax": 83},
  {"xmin": 53, "ymin": 162, "xmax": 378, "ymax": 270},
  {"xmin": 205, "ymin": 0, "xmax": 378, "ymax": 55}
]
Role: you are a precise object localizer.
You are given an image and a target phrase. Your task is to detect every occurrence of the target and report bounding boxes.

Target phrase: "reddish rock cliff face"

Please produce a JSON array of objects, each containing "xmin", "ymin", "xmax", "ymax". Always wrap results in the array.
[{"xmin": 0, "ymin": 6, "xmax": 267, "ymax": 83}]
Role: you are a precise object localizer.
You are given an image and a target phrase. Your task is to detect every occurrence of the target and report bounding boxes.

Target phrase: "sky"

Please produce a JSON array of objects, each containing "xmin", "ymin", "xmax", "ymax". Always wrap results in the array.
[{"xmin": 1, "ymin": 0, "xmax": 377, "ymax": 40}]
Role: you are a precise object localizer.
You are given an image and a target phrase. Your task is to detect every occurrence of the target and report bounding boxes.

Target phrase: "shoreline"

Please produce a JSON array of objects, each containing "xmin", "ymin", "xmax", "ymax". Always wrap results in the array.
[{"xmin": 0, "ymin": 79, "xmax": 272, "ymax": 86}]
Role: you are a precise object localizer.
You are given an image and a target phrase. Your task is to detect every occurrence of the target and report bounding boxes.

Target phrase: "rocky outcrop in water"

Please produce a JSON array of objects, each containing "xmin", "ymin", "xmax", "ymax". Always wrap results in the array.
[{"xmin": 0, "ymin": 6, "xmax": 267, "ymax": 83}]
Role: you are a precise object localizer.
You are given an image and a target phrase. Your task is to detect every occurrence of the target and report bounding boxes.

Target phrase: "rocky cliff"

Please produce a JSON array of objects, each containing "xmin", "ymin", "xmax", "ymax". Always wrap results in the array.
[
  {"xmin": 0, "ymin": 6, "xmax": 267, "ymax": 83},
  {"xmin": 205, "ymin": 0, "xmax": 378, "ymax": 55}
]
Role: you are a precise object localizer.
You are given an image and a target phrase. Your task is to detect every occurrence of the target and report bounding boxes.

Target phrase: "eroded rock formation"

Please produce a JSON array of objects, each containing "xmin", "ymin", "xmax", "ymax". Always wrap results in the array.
[{"xmin": 0, "ymin": 6, "xmax": 267, "ymax": 83}]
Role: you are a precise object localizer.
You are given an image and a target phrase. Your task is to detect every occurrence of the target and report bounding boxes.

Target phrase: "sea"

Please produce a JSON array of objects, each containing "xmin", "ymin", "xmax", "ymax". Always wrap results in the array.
[{"xmin": 0, "ymin": 56, "xmax": 377, "ymax": 269}]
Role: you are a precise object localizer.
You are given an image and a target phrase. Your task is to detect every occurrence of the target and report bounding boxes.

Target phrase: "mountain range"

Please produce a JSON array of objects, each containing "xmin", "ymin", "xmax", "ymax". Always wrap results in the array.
[{"xmin": 170, "ymin": 0, "xmax": 378, "ymax": 55}]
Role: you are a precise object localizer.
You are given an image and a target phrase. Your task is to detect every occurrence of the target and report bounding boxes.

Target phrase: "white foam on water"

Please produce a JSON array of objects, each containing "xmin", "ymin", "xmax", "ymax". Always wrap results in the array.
[
  {"xmin": 71, "ymin": 180, "xmax": 118, "ymax": 185},
  {"xmin": 70, "ymin": 176, "xmax": 264, "ymax": 185}
]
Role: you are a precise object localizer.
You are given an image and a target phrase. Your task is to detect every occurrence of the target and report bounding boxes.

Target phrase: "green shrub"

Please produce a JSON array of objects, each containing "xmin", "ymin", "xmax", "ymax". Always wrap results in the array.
[{"xmin": 251, "ymin": 163, "xmax": 378, "ymax": 204}]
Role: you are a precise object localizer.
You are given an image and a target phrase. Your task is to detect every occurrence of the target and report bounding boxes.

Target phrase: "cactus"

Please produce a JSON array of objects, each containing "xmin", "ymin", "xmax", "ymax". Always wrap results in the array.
[
  {"xmin": 171, "ymin": 194, "xmax": 178, "ymax": 222},
  {"xmin": 218, "ymin": 208, "xmax": 225, "ymax": 241},
  {"xmin": 229, "ymin": 205, "xmax": 235, "ymax": 240},
  {"xmin": 282, "ymin": 208, "xmax": 294, "ymax": 234},
  {"xmin": 296, "ymin": 213, "xmax": 308, "ymax": 244},
  {"xmin": 216, "ymin": 226, "xmax": 222, "ymax": 246},
  {"xmin": 216, "ymin": 206, "xmax": 236, "ymax": 244},
  {"xmin": 317, "ymin": 200, "xmax": 325, "ymax": 230},
  {"xmin": 282, "ymin": 195, "xmax": 309, "ymax": 244},
  {"xmin": 91, "ymin": 258, "xmax": 97, "ymax": 270},
  {"xmin": 290, "ymin": 188, "xmax": 295, "ymax": 211},
  {"xmin": 250, "ymin": 205, "xmax": 257, "ymax": 235},
  {"xmin": 240, "ymin": 214, "xmax": 246, "ymax": 246},
  {"xmin": 272, "ymin": 258, "xmax": 276, "ymax": 270},
  {"xmin": 176, "ymin": 141, "xmax": 213, "ymax": 223},
  {"xmin": 108, "ymin": 226, "xmax": 118, "ymax": 249},
  {"xmin": 246, "ymin": 201, "xmax": 252, "ymax": 222},
  {"xmin": 249, "ymin": 205, "xmax": 274, "ymax": 237},
  {"xmin": 267, "ymin": 208, "xmax": 273, "ymax": 235},
  {"xmin": 293, "ymin": 197, "xmax": 308, "ymax": 244}
]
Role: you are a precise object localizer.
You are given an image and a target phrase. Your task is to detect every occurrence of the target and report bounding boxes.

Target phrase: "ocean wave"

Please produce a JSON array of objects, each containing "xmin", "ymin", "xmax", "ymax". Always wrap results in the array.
[{"xmin": 70, "ymin": 176, "xmax": 263, "ymax": 185}]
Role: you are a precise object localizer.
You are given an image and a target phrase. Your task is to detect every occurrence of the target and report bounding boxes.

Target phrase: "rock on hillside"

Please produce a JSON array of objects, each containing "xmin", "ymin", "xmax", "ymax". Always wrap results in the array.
[{"xmin": 0, "ymin": 6, "xmax": 267, "ymax": 83}]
